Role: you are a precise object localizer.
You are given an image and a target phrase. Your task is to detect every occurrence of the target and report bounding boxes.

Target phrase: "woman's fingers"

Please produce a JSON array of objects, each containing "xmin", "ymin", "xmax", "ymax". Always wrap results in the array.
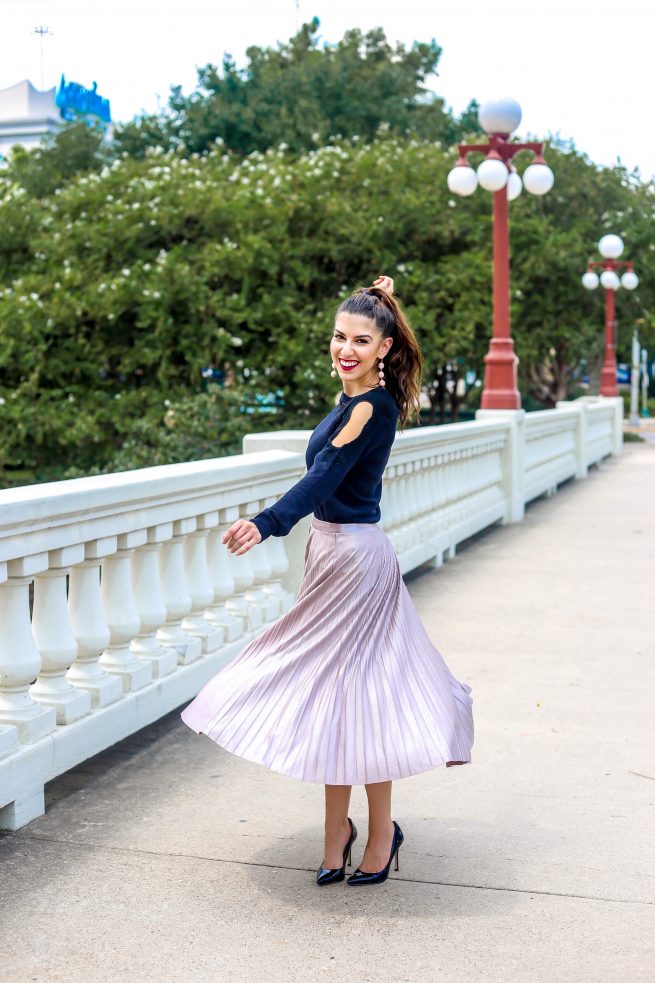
[
  {"xmin": 222, "ymin": 520, "xmax": 261, "ymax": 554},
  {"xmin": 372, "ymin": 274, "xmax": 394, "ymax": 295}
]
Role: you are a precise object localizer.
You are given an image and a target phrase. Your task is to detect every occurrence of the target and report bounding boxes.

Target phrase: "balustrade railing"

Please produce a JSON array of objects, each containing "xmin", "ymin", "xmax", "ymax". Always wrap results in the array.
[{"xmin": 0, "ymin": 396, "xmax": 622, "ymax": 830}]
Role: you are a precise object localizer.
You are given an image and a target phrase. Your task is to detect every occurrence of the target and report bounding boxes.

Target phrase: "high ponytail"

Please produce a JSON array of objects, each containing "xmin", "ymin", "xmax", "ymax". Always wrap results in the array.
[{"xmin": 336, "ymin": 286, "xmax": 423, "ymax": 431}]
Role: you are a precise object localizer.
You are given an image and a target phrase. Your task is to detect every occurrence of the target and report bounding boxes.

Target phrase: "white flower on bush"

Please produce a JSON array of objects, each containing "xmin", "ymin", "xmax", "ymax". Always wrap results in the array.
[
  {"xmin": 121, "ymin": 268, "xmax": 131, "ymax": 277},
  {"xmin": 230, "ymin": 336, "xmax": 243, "ymax": 346}
]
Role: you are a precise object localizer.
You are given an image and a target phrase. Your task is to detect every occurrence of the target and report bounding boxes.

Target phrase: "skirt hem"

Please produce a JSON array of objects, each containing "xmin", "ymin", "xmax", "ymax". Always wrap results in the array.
[{"xmin": 189, "ymin": 725, "xmax": 471, "ymax": 785}]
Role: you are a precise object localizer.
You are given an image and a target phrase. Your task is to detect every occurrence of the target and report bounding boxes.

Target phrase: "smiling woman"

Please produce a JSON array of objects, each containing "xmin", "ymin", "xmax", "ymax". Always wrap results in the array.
[{"xmin": 180, "ymin": 277, "xmax": 474, "ymax": 888}]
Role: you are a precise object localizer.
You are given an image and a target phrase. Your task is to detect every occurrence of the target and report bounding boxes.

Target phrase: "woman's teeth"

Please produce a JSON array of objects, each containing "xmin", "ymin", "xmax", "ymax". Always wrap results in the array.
[{"xmin": 339, "ymin": 359, "xmax": 359, "ymax": 371}]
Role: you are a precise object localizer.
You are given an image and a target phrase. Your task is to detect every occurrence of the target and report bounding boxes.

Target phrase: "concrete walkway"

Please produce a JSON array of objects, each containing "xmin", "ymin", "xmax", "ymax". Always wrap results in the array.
[{"xmin": 1, "ymin": 445, "xmax": 653, "ymax": 983}]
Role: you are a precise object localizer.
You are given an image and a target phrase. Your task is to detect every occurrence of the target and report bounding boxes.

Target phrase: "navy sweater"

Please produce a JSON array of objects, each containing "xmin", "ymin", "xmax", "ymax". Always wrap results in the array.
[{"xmin": 250, "ymin": 386, "xmax": 399, "ymax": 542}]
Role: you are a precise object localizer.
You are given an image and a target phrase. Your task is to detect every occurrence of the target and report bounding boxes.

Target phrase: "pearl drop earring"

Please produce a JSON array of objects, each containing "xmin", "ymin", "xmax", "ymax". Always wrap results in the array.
[
  {"xmin": 330, "ymin": 360, "xmax": 337, "ymax": 378},
  {"xmin": 378, "ymin": 358, "xmax": 386, "ymax": 387}
]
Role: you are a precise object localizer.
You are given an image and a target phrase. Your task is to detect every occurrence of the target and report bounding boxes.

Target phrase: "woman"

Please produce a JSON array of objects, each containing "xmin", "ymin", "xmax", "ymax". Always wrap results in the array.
[{"xmin": 180, "ymin": 276, "xmax": 474, "ymax": 886}]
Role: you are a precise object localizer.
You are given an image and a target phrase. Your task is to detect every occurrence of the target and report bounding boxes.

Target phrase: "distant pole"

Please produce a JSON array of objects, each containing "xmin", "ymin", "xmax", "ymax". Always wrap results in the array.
[
  {"xmin": 641, "ymin": 348, "xmax": 650, "ymax": 417},
  {"xmin": 32, "ymin": 25, "xmax": 54, "ymax": 90},
  {"xmin": 581, "ymin": 234, "xmax": 639, "ymax": 397},
  {"xmin": 629, "ymin": 331, "xmax": 640, "ymax": 425}
]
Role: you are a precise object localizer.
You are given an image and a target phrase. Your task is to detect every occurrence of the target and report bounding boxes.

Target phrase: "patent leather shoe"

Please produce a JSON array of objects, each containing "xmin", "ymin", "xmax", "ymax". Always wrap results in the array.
[
  {"xmin": 316, "ymin": 817, "xmax": 358, "ymax": 885},
  {"xmin": 346, "ymin": 820, "xmax": 404, "ymax": 885}
]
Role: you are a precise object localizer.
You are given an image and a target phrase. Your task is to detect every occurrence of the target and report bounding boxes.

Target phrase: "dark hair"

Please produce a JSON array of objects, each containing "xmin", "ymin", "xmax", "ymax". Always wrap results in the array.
[{"xmin": 336, "ymin": 286, "xmax": 423, "ymax": 430}]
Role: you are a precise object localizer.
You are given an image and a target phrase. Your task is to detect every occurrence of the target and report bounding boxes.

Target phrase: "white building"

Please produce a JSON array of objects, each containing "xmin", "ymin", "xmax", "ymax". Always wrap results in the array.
[
  {"xmin": 0, "ymin": 79, "xmax": 60, "ymax": 157},
  {"xmin": 0, "ymin": 76, "xmax": 112, "ymax": 160}
]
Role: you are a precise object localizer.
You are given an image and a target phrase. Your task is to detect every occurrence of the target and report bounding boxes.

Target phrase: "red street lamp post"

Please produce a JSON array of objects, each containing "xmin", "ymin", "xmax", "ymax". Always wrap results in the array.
[
  {"xmin": 447, "ymin": 98, "xmax": 554, "ymax": 410},
  {"xmin": 581, "ymin": 234, "xmax": 639, "ymax": 397}
]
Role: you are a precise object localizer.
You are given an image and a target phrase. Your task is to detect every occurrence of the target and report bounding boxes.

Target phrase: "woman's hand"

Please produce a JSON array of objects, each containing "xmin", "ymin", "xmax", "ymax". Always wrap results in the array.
[
  {"xmin": 372, "ymin": 274, "xmax": 394, "ymax": 296},
  {"xmin": 222, "ymin": 519, "xmax": 262, "ymax": 555}
]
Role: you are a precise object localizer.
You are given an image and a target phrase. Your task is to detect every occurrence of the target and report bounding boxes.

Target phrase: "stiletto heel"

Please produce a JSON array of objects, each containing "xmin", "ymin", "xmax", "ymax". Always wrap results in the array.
[
  {"xmin": 316, "ymin": 817, "xmax": 358, "ymax": 886},
  {"xmin": 346, "ymin": 820, "xmax": 404, "ymax": 886}
]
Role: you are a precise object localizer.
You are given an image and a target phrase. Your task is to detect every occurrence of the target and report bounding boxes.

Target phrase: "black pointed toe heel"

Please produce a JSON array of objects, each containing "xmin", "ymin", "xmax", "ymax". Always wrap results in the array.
[
  {"xmin": 316, "ymin": 817, "xmax": 358, "ymax": 886},
  {"xmin": 346, "ymin": 820, "xmax": 404, "ymax": 886}
]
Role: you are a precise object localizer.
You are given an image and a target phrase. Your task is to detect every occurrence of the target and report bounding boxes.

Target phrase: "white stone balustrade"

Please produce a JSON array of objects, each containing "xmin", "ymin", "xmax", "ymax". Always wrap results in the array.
[{"xmin": 0, "ymin": 396, "xmax": 622, "ymax": 831}]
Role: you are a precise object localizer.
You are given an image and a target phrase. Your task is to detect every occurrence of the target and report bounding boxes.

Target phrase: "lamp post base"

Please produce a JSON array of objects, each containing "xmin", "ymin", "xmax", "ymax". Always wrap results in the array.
[
  {"xmin": 480, "ymin": 338, "xmax": 521, "ymax": 410},
  {"xmin": 599, "ymin": 365, "xmax": 618, "ymax": 398}
]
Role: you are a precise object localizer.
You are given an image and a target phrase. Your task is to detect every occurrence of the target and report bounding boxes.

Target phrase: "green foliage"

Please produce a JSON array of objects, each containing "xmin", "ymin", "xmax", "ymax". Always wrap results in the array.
[
  {"xmin": 4, "ymin": 121, "xmax": 109, "ymax": 198},
  {"xmin": 113, "ymin": 19, "xmax": 480, "ymax": 158},
  {"xmin": 0, "ymin": 129, "xmax": 652, "ymax": 484}
]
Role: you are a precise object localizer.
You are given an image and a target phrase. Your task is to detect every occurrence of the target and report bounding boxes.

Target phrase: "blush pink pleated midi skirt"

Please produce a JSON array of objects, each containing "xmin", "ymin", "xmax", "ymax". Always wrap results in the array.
[{"xmin": 180, "ymin": 517, "xmax": 474, "ymax": 784}]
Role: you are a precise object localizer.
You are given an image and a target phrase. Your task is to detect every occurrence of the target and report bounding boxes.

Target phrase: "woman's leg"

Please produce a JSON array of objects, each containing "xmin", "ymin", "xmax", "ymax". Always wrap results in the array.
[
  {"xmin": 322, "ymin": 783, "xmax": 353, "ymax": 868},
  {"xmin": 359, "ymin": 780, "xmax": 396, "ymax": 872}
]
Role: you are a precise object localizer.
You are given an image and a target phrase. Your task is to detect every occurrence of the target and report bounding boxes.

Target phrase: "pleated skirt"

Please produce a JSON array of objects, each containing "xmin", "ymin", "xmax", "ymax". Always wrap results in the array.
[{"xmin": 180, "ymin": 516, "xmax": 474, "ymax": 784}]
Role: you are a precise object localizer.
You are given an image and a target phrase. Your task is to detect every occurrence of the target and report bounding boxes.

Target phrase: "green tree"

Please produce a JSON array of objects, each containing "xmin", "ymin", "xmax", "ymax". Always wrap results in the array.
[
  {"xmin": 5, "ymin": 120, "xmax": 108, "ymax": 198},
  {"xmin": 113, "ymin": 19, "xmax": 478, "ymax": 158},
  {"xmin": 0, "ymin": 134, "xmax": 651, "ymax": 484}
]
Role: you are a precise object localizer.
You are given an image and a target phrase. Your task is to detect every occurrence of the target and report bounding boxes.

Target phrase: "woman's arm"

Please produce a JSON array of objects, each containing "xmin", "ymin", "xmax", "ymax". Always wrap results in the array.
[{"xmin": 223, "ymin": 401, "xmax": 377, "ymax": 554}]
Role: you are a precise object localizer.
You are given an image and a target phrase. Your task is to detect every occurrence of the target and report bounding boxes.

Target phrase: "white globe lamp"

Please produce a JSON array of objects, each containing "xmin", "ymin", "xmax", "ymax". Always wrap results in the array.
[
  {"xmin": 598, "ymin": 234, "xmax": 624, "ymax": 259},
  {"xmin": 506, "ymin": 170, "xmax": 522, "ymax": 201},
  {"xmin": 582, "ymin": 271, "xmax": 599, "ymax": 290},
  {"xmin": 447, "ymin": 162, "xmax": 478, "ymax": 197},
  {"xmin": 600, "ymin": 270, "xmax": 620, "ymax": 290},
  {"xmin": 523, "ymin": 157, "xmax": 555, "ymax": 196},
  {"xmin": 479, "ymin": 98, "xmax": 522, "ymax": 136},
  {"xmin": 621, "ymin": 270, "xmax": 639, "ymax": 290},
  {"xmin": 477, "ymin": 154, "xmax": 509, "ymax": 192}
]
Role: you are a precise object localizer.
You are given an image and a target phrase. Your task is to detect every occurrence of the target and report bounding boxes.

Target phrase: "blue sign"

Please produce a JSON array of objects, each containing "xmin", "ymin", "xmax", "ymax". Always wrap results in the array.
[
  {"xmin": 616, "ymin": 363, "xmax": 630, "ymax": 385},
  {"xmin": 55, "ymin": 75, "xmax": 111, "ymax": 128}
]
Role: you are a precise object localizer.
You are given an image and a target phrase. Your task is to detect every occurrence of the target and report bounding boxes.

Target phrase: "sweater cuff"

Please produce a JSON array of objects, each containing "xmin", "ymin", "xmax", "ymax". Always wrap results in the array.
[{"xmin": 250, "ymin": 511, "xmax": 278, "ymax": 543}]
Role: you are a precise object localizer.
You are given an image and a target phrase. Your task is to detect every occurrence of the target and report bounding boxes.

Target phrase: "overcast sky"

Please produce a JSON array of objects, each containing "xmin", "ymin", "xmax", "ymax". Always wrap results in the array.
[{"xmin": 1, "ymin": 0, "xmax": 653, "ymax": 180}]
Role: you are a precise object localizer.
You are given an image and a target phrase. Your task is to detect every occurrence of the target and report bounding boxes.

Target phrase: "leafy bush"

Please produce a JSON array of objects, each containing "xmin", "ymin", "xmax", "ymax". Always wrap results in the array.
[{"xmin": 0, "ymin": 131, "xmax": 651, "ymax": 484}]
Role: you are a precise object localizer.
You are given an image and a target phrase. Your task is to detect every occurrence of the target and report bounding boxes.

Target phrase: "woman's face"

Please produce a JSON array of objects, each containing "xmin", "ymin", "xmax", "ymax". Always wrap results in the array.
[{"xmin": 330, "ymin": 312, "xmax": 392, "ymax": 386}]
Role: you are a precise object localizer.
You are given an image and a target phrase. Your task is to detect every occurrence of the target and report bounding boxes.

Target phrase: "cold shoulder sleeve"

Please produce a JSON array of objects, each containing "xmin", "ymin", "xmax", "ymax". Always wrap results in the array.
[{"xmin": 250, "ymin": 400, "xmax": 378, "ymax": 542}]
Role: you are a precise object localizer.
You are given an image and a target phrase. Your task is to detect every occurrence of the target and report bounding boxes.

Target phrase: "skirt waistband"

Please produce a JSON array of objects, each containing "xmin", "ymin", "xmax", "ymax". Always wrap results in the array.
[{"xmin": 311, "ymin": 516, "xmax": 382, "ymax": 534}]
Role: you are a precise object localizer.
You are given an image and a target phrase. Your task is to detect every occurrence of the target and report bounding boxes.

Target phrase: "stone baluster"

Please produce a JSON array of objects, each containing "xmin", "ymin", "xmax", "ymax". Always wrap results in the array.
[
  {"xmin": 444, "ymin": 453, "xmax": 457, "ymax": 558},
  {"xmin": 100, "ymin": 531, "xmax": 153, "ymax": 692},
  {"xmin": 243, "ymin": 499, "xmax": 282, "ymax": 621},
  {"xmin": 30, "ymin": 546, "xmax": 92, "ymax": 724},
  {"xmin": 156, "ymin": 519, "xmax": 202, "ymax": 664},
  {"xmin": 425, "ymin": 454, "xmax": 439, "ymax": 541},
  {"xmin": 204, "ymin": 520, "xmax": 245, "ymax": 642},
  {"xmin": 67, "ymin": 539, "xmax": 123, "ymax": 708},
  {"xmin": 181, "ymin": 516, "xmax": 223, "ymax": 654},
  {"xmin": 221, "ymin": 507, "xmax": 263, "ymax": 633},
  {"xmin": 130, "ymin": 526, "xmax": 178, "ymax": 678},
  {"xmin": 0, "ymin": 554, "xmax": 57, "ymax": 742},
  {"xmin": 385, "ymin": 466, "xmax": 401, "ymax": 551},
  {"xmin": 263, "ymin": 535, "xmax": 295, "ymax": 615},
  {"xmin": 404, "ymin": 461, "xmax": 421, "ymax": 548},
  {"xmin": 414, "ymin": 452, "xmax": 429, "ymax": 543},
  {"xmin": 397, "ymin": 465, "xmax": 411, "ymax": 547}
]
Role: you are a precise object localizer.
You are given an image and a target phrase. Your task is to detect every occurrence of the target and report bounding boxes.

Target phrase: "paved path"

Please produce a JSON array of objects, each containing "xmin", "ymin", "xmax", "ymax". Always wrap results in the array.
[{"xmin": 1, "ymin": 445, "xmax": 654, "ymax": 983}]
